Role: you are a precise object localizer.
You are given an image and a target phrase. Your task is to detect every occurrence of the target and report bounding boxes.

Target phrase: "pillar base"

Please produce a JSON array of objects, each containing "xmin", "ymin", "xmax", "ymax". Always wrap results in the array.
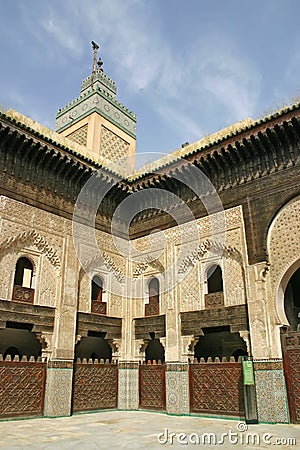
[
  {"xmin": 118, "ymin": 361, "xmax": 139, "ymax": 410},
  {"xmin": 254, "ymin": 359, "xmax": 289, "ymax": 423},
  {"xmin": 166, "ymin": 362, "xmax": 189, "ymax": 415},
  {"xmin": 43, "ymin": 360, "xmax": 74, "ymax": 417}
]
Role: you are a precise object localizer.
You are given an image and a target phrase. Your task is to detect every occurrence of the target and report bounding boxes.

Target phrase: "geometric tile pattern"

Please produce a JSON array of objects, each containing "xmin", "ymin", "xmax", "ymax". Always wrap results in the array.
[
  {"xmin": 73, "ymin": 363, "xmax": 118, "ymax": 412},
  {"xmin": 118, "ymin": 363, "xmax": 139, "ymax": 410},
  {"xmin": 254, "ymin": 367, "xmax": 289, "ymax": 423},
  {"xmin": 66, "ymin": 125, "xmax": 88, "ymax": 147},
  {"xmin": 139, "ymin": 364, "xmax": 166, "ymax": 411},
  {"xmin": 43, "ymin": 367, "xmax": 73, "ymax": 417},
  {"xmin": 100, "ymin": 126, "xmax": 130, "ymax": 160},
  {"xmin": 0, "ymin": 361, "xmax": 46, "ymax": 418},
  {"xmin": 166, "ymin": 363, "xmax": 189, "ymax": 415},
  {"xmin": 189, "ymin": 362, "xmax": 244, "ymax": 417}
]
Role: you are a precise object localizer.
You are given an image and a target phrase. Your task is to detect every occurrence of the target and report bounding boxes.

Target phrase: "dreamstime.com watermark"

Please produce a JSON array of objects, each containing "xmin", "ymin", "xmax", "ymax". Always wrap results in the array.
[{"xmin": 157, "ymin": 422, "xmax": 297, "ymax": 446}]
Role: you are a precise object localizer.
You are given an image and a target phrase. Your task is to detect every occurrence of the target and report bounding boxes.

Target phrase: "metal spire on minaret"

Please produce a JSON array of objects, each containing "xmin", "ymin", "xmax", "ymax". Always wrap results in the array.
[{"xmin": 91, "ymin": 41, "xmax": 103, "ymax": 89}]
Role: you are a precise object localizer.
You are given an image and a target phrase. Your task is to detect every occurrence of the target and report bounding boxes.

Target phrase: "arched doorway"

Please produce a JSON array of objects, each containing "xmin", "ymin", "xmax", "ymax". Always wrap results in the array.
[
  {"xmin": 0, "ymin": 322, "xmax": 42, "ymax": 359},
  {"xmin": 145, "ymin": 333, "xmax": 165, "ymax": 363},
  {"xmin": 284, "ymin": 267, "xmax": 300, "ymax": 331},
  {"xmin": 75, "ymin": 332, "xmax": 112, "ymax": 362},
  {"xmin": 194, "ymin": 326, "xmax": 247, "ymax": 361}
]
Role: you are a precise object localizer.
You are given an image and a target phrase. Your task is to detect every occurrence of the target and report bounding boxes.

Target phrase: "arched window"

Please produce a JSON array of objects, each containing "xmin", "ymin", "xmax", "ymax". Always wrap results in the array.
[
  {"xmin": 207, "ymin": 265, "xmax": 223, "ymax": 293},
  {"xmin": 145, "ymin": 277, "xmax": 160, "ymax": 316},
  {"xmin": 149, "ymin": 277, "xmax": 159, "ymax": 302},
  {"xmin": 14, "ymin": 257, "xmax": 33, "ymax": 288},
  {"xmin": 284, "ymin": 267, "xmax": 300, "ymax": 330},
  {"xmin": 12, "ymin": 257, "xmax": 35, "ymax": 304},
  {"xmin": 91, "ymin": 276, "xmax": 106, "ymax": 315},
  {"xmin": 91, "ymin": 275, "xmax": 103, "ymax": 302}
]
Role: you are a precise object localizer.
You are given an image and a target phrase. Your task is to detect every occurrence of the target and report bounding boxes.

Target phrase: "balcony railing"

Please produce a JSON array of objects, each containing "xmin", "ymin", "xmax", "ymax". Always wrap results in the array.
[
  {"xmin": 12, "ymin": 285, "xmax": 34, "ymax": 304},
  {"xmin": 204, "ymin": 291, "xmax": 224, "ymax": 309},
  {"xmin": 91, "ymin": 301, "xmax": 107, "ymax": 315},
  {"xmin": 145, "ymin": 302, "xmax": 159, "ymax": 317}
]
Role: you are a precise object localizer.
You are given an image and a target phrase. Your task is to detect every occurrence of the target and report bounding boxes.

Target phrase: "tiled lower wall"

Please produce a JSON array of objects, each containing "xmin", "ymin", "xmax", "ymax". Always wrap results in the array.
[
  {"xmin": 44, "ymin": 361, "xmax": 74, "ymax": 417},
  {"xmin": 117, "ymin": 361, "xmax": 139, "ymax": 410},
  {"xmin": 166, "ymin": 363, "xmax": 189, "ymax": 415},
  {"xmin": 253, "ymin": 360, "xmax": 289, "ymax": 423}
]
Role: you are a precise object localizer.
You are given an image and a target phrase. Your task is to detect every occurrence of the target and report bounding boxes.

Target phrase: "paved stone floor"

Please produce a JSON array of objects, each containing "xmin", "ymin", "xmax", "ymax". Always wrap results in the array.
[{"xmin": 0, "ymin": 411, "xmax": 299, "ymax": 449}]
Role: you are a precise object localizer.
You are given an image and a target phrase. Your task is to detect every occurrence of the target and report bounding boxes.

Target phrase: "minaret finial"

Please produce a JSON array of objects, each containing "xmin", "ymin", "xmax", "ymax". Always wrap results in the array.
[
  {"xmin": 91, "ymin": 41, "xmax": 99, "ymax": 73},
  {"xmin": 91, "ymin": 41, "xmax": 101, "ymax": 90}
]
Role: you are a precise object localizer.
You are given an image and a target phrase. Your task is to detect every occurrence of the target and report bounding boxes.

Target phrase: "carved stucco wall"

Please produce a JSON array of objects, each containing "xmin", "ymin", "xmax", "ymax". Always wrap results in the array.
[
  {"xmin": 78, "ymin": 268, "xmax": 123, "ymax": 317},
  {"xmin": 179, "ymin": 263, "xmax": 201, "ymax": 312},
  {"xmin": 78, "ymin": 271, "xmax": 90, "ymax": 313},
  {"xmin": 0, "ymin": 196, "xmax": 251, "ymax": 362},
  {"xmin": 100, "ymin": 125, "xmax": 130, "ymax": 160},
  {"xmin": 0, "ymin": 195, "xmax": 63, "ymax": 304},
  {"xmin": 132, "ymin": 206, "xmax": 247, "ymax": 314},
  {"xmin": 267, "ymin": 196, "xmax": 300, "ymax": 329},
  {"xmin": 77, "ymin": 240, "xmax": 126, "ymax": 317},
  {"xmin": 245, "ymin": 195, "xmax": 300, "ymax": 360},
  {"xmin": 268, "ymin": 196, "xmax": 300, "ymax": 305},
  {"xmin": 130, "ymin": 206, "xmax": 248, "ymax": 362},
  {"xmin": 66, "ymin": 124, "xmax": 88, "ymax": 147},
  {"xmin": 0, "ymin": 196, "xmax": 128, "ymax": 317}
]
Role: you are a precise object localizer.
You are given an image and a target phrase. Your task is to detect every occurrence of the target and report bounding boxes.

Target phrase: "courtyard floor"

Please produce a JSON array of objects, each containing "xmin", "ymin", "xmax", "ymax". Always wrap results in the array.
[{"xmin": 0, "ymin": 410, "xmax": 299, "ymax": 449}]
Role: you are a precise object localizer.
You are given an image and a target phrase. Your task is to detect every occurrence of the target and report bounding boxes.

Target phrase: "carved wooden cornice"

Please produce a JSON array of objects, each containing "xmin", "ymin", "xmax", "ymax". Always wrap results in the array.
[{"xmin": 0, "ymin": 106, "xmax": 300, "ymax": 243}]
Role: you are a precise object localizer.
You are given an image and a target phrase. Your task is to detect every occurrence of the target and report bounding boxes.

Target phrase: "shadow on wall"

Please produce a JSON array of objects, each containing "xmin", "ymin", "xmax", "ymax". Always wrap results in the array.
[
  {"xmin": 75, "ymin": 333, "xmax": 112, "ymax": 361},
  {"xmin": 145, "ymin": 333, "xmax": 165, "ymax": 362},
  {"xmin": 0, "ymin": 324, "xmax": 41, "ymax": 359},
  {"xmin": 194, "ymin": 326, "xmax": 247, "ymax": 361},
  {"xmin": 284, "ymin": 268, "xmax": 300, "ymax": 331}
]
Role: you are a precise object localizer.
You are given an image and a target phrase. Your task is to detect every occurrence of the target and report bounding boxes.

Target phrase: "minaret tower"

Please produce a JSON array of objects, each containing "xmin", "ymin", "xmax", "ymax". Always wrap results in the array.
[{"xmin": 55, "ymin": 42, "xmax": 136, "ymax": 164}]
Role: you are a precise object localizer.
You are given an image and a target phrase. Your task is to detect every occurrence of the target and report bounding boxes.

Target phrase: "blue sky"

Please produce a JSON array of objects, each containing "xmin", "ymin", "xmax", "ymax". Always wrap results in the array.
[{"xmin": 0, "ymin": 0, "xmax": 300, "ymax": 158}]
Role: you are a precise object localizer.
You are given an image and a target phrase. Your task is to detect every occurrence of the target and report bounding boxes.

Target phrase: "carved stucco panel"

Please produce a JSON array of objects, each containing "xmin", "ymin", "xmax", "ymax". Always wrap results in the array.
[
  {"xmin": 109, "ymin": 294, "xmax": 123, "ymax": 317},
  {"xmin": 0, "ymin": 196, "xmax": 67, "ymax": 236},
  {"xmin": 223, "ymin": 258, "xmax": 245, "ymax": 306},
  {"xmin": 0, "ymin": 252, "xmax": 16, "ymax": 299},
  {"xmin": 132, "ymin": 205, "xmax": 243, "ymax": 253},
  {"xmin": 268, "ymin": 197, "xmax": 300, "ymax": 304},
  {"xmin": 179, "ymin": 265, "xmax": 200, "ymax": 312},
  {"xmin": 78, "ymin": 271, "xmax": 90, "ymax": 313}
]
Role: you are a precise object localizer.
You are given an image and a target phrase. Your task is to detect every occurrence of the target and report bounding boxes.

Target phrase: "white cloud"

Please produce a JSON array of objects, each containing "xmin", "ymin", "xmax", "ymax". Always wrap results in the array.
[
  {"xmin": 21, "ymin": 1, "xmax": 261, "ymax": 117},
  {"xmin": 41, "ymin": 15, "xmax": 83, "ymax": 57},
  {"xmin": 185, "ymin": 33, "xmax": 261, "ymax": 121},
  {"xmin": 15, "ymin": 1, "xmax": 262, "ymax": 149},
  {"xmin": 155, "ymin": 102, "xmax": 204, "ymax": 145}
]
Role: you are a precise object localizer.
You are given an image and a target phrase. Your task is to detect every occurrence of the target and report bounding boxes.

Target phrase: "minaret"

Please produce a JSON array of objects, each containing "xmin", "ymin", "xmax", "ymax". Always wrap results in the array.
[{"xmin": 55, "ymin": 42, "xmax": 136, "ymax": 165}]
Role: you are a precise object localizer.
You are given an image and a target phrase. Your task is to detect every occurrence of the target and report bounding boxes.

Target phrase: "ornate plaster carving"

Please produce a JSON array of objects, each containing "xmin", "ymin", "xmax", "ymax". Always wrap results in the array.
[
  {"xmin": 36, "ymin": 332, "xmax": 53, "ymax": 360},
  {"xmin": 107, "ymin": 338, "xmax": 122, "ymax": 362},
  {"xmin": 82, "ymin": 253, "xmax": 125, "ymax": 284},
  {"xmin": 134, "ymin": 339, "xmax": 149, "ymax": 361},
  {"xmin": 178, "ymin": 239, "xmax": 243, "ymax": 278},
  {"xmin": 181, "ymin": 335, "xmax": 200, "ymax": 362},
  {"xmin": 239, "ymin": 330, "xmax": 251, "ymax": 355},
  {"xmin": 0, "ymin": 230, "xmax": 61, "ymax": 269}
]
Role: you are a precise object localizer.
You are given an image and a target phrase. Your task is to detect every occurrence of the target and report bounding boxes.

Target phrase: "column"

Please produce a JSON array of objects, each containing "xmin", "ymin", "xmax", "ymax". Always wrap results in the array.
[{"xmin": 43, "ymin": 235, "xmax": 78, "ymax": 417}]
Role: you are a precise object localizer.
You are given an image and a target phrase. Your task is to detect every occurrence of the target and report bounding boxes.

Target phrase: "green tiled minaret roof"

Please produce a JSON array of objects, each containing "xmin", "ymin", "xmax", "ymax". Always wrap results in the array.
[{"xmin": 55, "ymin": 45, "xmax": 136, "ymax": 138}]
